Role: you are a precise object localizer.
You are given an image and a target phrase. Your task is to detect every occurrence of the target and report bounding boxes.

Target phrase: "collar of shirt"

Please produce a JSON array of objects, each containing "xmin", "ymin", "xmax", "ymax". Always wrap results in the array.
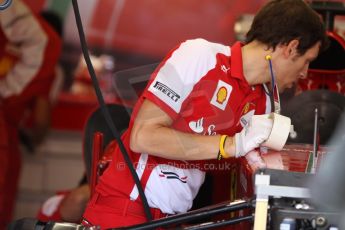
[
  {"xmin": 230, "ymin": 41, "xmax": 247, "ymax": 82},
  {"xmin": 230, "ymin": 41, "xmax": 264, "ymax": 101}
]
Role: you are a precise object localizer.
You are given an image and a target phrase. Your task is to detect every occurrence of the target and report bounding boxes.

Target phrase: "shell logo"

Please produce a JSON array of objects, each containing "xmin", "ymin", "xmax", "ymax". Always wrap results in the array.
[
  {"xmin": 211, "ymin": 80, "xmax": 232, "ymax": 110},
  {"xmin": 216, "ymin": 86, "xmax": 227, "ymax": 104}
]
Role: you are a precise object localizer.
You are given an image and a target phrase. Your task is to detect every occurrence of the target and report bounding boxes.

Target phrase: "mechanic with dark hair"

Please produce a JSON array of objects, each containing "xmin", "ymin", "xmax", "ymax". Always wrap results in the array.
[{"xmin": 82, "ymin": 0, "xmax": 328, "ymax": 228}]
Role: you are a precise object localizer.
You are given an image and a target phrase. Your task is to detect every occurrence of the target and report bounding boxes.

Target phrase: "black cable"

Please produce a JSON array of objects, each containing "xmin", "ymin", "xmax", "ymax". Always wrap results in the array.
[
  {"xmin": 117, "ymin": 200, "xmax": 253, "ymax": 230},
  {"xmin": 0, "ymin": 0, "xmax": 11, "ymax": 10},
  {"xmin": 71, "ymin": 0, "xmax": 152, "ymax": 221}
]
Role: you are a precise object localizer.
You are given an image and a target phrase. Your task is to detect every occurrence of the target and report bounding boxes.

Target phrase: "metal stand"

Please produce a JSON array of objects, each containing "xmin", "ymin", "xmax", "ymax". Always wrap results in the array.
[
  {"xmin": 253, "ymin": 169, "xmax": 311, "ymax": 230},
  {"xmin": 311, "ymin": 108, "xmax": 320, "ymax": 174}
]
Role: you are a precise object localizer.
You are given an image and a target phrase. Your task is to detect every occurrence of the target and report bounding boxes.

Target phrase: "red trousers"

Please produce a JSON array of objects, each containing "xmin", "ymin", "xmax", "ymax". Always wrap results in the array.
[
  {"xmin": 0, "ymin": 110, "xmax": 21, "ymax": 229},
  {"xmin": 82, "ymin": 192, "xmax": 166, "ymax": 229}
]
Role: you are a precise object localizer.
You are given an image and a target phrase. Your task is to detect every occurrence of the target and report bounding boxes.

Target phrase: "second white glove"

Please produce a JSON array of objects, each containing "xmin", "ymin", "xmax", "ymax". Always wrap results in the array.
[{"xmin": 234, "ymin": 114, "xmax": 273, "ymax": 158}]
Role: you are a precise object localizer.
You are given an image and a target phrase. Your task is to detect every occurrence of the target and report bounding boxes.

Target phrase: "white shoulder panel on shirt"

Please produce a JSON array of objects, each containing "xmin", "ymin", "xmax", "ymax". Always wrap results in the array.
[{"xmin": 148, "ymin": 38, "xmax": 231, "ymax": 113}]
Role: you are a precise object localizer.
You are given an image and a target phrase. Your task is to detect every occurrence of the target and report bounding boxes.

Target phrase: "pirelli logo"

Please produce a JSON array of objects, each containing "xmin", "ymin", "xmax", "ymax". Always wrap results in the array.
[{"xmin": 153, "ymin": 81, "xmax": 180, "ymax": 102}]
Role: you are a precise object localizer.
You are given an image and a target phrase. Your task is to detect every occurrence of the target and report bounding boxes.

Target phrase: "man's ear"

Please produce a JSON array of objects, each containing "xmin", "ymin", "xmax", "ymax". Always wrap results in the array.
[{"xmin": 284, "ymin": 39, "xmax": 299, "ymax": 58}]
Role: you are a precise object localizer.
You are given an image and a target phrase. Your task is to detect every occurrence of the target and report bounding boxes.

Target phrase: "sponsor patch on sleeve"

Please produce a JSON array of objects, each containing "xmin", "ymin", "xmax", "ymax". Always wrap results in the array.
[{"xmin": 148, "ymin": 79, "xmax": 181, "ymax": 112}]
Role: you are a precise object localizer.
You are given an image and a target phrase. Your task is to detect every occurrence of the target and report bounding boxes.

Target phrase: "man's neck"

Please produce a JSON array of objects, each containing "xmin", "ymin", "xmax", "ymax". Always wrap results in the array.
[{"xmin": 241, "ymin": 41, "xmax": 271, "ymax": 86}]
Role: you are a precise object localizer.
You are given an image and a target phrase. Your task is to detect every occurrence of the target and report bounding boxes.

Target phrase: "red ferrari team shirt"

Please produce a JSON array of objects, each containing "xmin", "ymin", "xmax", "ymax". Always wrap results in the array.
[{"xmin": 97, "ymin": 39, "xmax": 271, "ymax": 214}]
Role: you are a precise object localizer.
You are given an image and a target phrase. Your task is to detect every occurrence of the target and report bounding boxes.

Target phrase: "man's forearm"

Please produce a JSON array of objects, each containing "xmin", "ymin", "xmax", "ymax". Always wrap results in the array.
[{"xmin": 130, "ymin": 126, "xmax": 236, "ymax": 160}]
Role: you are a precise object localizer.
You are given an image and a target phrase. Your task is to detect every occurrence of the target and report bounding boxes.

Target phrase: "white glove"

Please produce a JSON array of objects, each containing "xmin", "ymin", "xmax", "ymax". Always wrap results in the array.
[{"xmin": 234, "ymin": 114, "xmax": 273, "ymax": 158}]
